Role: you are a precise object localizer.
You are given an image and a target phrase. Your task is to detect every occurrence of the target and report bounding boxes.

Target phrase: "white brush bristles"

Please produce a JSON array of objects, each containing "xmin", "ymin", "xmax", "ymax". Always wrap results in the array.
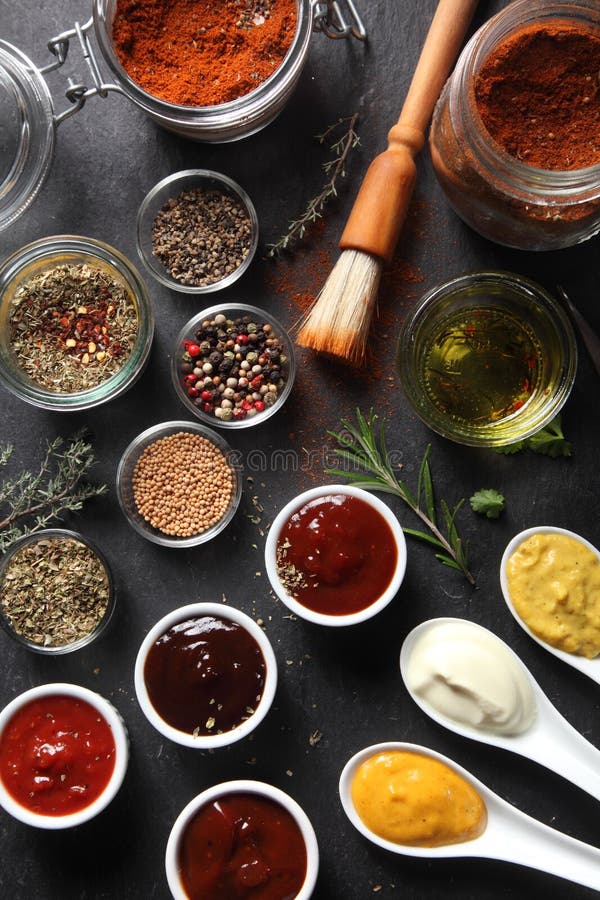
[{"xmin": 297, "ymin": 249, "xmax": 382, "ymax": 366}]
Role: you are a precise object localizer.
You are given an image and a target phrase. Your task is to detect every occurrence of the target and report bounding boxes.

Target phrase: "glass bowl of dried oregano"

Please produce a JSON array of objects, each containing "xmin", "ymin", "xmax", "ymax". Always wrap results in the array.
[
  {"xmin": 136, "ymin": 170, "xmax": 259, "ymax": 294},
  {"xmin": 0, "ymin": 235, "xmax": 154, "ymax": 412},
  {"xmin": 0, "ymin": 529, "xmax": 116, "ymax": 655}
]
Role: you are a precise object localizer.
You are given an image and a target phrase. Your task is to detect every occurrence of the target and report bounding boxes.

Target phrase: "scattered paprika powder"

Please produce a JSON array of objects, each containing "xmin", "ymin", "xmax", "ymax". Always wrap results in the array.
[
  {"xmin": 474, "ymin": 22, "xmax": 600, "ymax": 170},
  {"xmin": 112, "ymin": 0, "xmax": 298, "ymax": 107}
]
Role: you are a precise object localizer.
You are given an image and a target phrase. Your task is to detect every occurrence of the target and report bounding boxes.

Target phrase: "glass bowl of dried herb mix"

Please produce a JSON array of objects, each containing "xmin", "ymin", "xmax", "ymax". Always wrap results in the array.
[
  {"xmin": 136, "ymin": 170, "xmax": 259, "ymax": 294},
  {"xmin": 116, "ymin": 421, "xmax": 242, "ymax": 548},
  {"xmin": 0, "ymin": 529, "xmax": 115, "ymax": 655},
  {"xmin": 0, "ymin": 235, "xmax": 154, "ymax": 411},
  {"xmin": 171, "ymin": 303, "xmax": 295, "ymax": 428}
]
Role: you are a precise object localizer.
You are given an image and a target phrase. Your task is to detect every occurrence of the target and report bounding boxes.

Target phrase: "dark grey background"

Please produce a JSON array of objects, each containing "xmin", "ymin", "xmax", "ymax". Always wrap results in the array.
[{"xmin": 2, "ymin": 1, "xmax": 600, "ymax": 897}]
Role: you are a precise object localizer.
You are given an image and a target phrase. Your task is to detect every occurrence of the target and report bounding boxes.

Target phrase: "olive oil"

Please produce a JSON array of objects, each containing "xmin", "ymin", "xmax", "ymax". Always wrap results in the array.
[{"xmin": 422, "ymin": 307, "xmax": 540, "ymax": 425}]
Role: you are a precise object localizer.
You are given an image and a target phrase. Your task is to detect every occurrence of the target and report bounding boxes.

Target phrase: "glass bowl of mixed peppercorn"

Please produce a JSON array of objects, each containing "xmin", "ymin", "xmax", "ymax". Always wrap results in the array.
[
  {"xmin": 136, "ymin": 170, "xmax": 259, "ymax": 293},
  {"xmin": 171, "ymin": 303, "xmax": 295, "ymax": 428},
  {"xmin": 0, "ymin": 235, "xmax": 154, "ymax": 411},
  {"xmin": 0, "ymin": 529, "xmax": 115, "ymax": 655}
]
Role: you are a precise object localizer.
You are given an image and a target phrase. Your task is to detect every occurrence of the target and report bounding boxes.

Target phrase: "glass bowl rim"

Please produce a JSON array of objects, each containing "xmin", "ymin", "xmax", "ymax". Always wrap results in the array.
[
  {"xmin": 0, "ymin": 527, "xmax": 115, "ymax": 655},
  {"xmin": 116, "ymin": 419, "xmax": 242, "ymax": 547},
  {"xmin": 92, "ymin": 0, "xmax": 313, "ymax": 123},
  {"xmin": 396, "ymin": 269, "xmax": 578, "ymax": 447},
  {"xmin": 0, "ymin": 234, "xmax": 154, "ymax": 411},
  {"xmin": 136, "ymin": 169, "xmax": 259, "ymax": 294},
  {"xmin": 170, "ymin": 301, "xmax": 296, "ymax": 429}
]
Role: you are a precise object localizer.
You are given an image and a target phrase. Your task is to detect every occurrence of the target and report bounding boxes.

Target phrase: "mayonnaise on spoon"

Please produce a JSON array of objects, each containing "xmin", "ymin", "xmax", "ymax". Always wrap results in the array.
[
  {"xmin": 400, "ymin": 617, "xmax": 600, "ymax": 802},
  {"xmin": 339, "ymin": 741, "xmax": 600, "ymax": 892}
]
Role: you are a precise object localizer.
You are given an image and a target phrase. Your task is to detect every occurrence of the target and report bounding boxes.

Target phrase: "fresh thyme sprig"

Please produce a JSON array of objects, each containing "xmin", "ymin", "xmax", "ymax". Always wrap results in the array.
[
  {"xmin": 267, "ymin": 113, "xmax": 360, "ymax": 256},
  {"xmin": 0, "ymin": 431, "xmax": 108, "ymax": 553},
  {"xmin": 326, "ymin": 409, "xmax": 475, "ymax": 585}
]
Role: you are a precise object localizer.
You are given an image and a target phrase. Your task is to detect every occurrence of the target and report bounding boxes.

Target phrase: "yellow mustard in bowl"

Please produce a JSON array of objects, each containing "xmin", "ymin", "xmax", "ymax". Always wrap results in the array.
[
  {"xmin": 350, "ymin": 750, "xmax": 487, "ymax": 847},
  {"xmin": 506, "ymin": 532, "xmax": 600, "ymax": 659}
]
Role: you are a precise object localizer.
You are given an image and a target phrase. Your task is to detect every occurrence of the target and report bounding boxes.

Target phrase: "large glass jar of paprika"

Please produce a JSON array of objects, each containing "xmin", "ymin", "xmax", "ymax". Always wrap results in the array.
[
  {"xmin": 429, "ymin": 0, "xmax": 600, "ymax": 250},
  {"xmin": 0, "ymin": 2, "xmax": 365, "ymax": 233}
]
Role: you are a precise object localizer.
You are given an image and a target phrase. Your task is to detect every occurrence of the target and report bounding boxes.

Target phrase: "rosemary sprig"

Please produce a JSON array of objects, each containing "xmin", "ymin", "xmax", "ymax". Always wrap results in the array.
[
  {"xmin": 267, "ymin": 113, "xmax": 360, "ymax": 256},
  {"xmin": 326, "ymin": 409, "xmax": 475, "ymax": 585},
  {"xmin": 0, "ymin": 432, "xmax": 108, "ymax": 553}
]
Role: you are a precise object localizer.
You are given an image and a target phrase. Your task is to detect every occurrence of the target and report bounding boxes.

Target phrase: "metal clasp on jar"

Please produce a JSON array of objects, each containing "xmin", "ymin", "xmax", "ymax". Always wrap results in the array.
[
  {"xmin": 313, "ymin": 0, "xmax": 367, "ymax": 40},
  {"xmin": 41, "ymin": 17, "xmax": 122, "ymax": 125}
]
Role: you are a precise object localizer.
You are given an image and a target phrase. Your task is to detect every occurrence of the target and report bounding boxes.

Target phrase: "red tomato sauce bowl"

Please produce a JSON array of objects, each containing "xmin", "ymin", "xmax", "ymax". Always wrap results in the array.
[
  {"xmin": 165, "ymin": 780, "xmax": 319, "ymax": 900},
  {"xmin": 265, "ymin": 485, "xmax": 407, "ymax": 627},
  {"xmin": 0, "ymin": 682, "xmax": 129, "ymax": 829}
]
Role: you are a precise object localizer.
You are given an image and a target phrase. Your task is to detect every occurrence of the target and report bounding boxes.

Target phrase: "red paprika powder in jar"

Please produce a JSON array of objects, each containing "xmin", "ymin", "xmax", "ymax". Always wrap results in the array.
[
  {"xmin": 112, "ymin": 0, "xmax": 298, "ymax": 107},
  {"xmin": 429, "ymin": 0, "xmax": 600, "ymax": 250}
]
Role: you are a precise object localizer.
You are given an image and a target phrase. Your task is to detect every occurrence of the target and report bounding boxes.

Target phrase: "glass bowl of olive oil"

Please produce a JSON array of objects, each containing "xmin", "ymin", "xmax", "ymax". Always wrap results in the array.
[{"xmin": 397, "ymin": 272, "xmax": 577, "ymax": 447}]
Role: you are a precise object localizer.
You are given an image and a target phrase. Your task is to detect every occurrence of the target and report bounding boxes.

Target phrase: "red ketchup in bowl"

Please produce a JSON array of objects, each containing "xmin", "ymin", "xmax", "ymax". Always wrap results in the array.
[
  {"xmin": 144, "ymin": 614, "xmax": 266, "ymax": 736},
  {"xmin": 275, "ymin": 494, "xmax": 398, "ymax": 615},
  {"xmin": 0, "ymin": 694, "xmax": 116, "ymax": 816},
  {"xmin": 178, "ymin": 792, "xmax": 307, "ymax": 900}
]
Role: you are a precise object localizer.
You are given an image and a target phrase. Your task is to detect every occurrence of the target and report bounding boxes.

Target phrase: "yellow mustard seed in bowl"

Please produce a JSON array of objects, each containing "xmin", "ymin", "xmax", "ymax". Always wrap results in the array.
[{"xmin": 132, "ymin": 431, "xmax": 234, "ymax": 537}]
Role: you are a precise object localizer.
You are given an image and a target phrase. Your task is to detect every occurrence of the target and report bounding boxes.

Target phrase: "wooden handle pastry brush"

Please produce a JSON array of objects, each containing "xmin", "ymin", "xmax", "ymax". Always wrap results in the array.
[{"xmin": 297, "ymin": 0, "xmax": 479, "ymax": 365}]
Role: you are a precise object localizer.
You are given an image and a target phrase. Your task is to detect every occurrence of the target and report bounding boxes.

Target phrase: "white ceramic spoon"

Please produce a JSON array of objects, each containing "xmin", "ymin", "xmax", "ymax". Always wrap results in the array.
[
  {"xmin": 339, "ymin": 741, "xmax": 600, "ymax": 892},
  {"xmin": 399, "ymin": 617, "xmax": 600, "ymax": 802},
  {"xmin": 500, "ymin": 526, "xmax": 600, "ymax": 684}
]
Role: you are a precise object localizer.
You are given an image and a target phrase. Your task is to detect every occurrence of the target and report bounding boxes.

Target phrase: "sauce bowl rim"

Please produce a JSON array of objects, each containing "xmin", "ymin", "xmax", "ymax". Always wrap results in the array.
[
  {"xmin": 164, "ymin": 778, "xmax": 319, "ymax": 900},
  {"xmin": 0, "ymin": 681, "xmax": 129, "ymax": 829},
  {"xmin": 264, "ymin": 483, "xmax": 407, "ymax": 627},
  {"xmin": 134, "ymin": 602, "xmax": 278, "ymax": 748}
]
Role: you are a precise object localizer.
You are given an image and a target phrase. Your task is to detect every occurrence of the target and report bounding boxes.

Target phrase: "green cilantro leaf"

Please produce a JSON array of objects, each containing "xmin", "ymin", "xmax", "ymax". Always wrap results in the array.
[
  {"xmin": 527, "ymin": 416, "xmax": 571, "ymax": 457},
  {"xmin": 469, "ymin": 489, "xmax": 505, "ymax": 519},
  {"xmin": 494, "ymin": 441, "xmax": 526, "ymax": 455},
  {"xmin": 493, "ymin": 415, "xmax": 571, "ymax": 457}
]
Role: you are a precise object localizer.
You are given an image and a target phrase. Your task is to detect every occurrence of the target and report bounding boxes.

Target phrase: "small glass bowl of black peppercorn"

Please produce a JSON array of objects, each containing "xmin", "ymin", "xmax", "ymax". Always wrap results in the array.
[
  {"xmin": 0, "ymin": 529, "xmax": 115, "ymax": 655},
  {"xmin": 171, "ymin": 303, "xmax": 296, "ymax": 428},
  {"xmin": 136, "ymin": 170, "xmax": 259, "ymax": 294}
]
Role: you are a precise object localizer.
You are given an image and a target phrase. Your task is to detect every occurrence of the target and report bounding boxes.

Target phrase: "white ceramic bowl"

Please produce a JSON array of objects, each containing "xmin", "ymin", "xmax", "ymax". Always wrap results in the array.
[
  {"xmin": 265, "ymin": 484, "xmax": 407, "ymax": 626},
  {"xmin": 134, "ymin": 603, "xmax": 278, "ymax": 748},
  {"xmin": 500, "ymin": 525, "xmax": 600, "ymax": 683},
  {"xmin": 165, "ymin": 779, "xmax": 319, "ymax": 899},
  {"xmin": 0, "ymin": 682, "xmax": 128, "ymax": 829}
]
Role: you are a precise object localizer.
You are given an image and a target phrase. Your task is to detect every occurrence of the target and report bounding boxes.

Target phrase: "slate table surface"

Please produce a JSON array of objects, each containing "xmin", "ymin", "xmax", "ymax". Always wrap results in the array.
[{"xmin": 1, "ymin": 1, "xmax": 600, "ymax": 898}]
